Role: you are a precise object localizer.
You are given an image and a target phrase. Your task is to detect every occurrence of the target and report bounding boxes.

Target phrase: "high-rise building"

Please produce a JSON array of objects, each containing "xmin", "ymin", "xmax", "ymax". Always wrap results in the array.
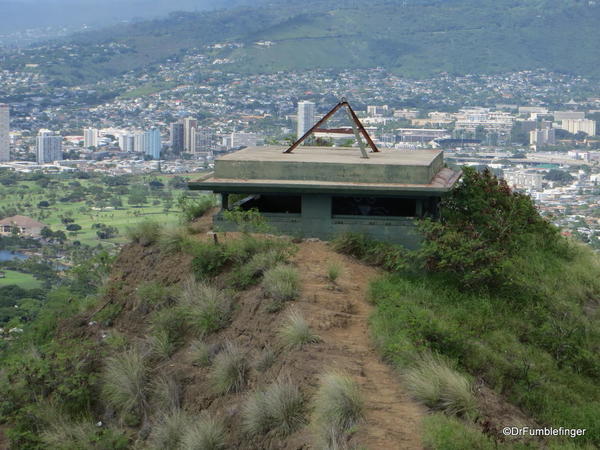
[
  {"xmin": 183, "ymin": 117, "xmax": 197, "ymax": 152},
  {"xmin": 561, "ymin": 119, "xmax": 597, "ymax": 136},
  {"xmin": 529, "ymin": 128, "xmax": 556, "ymax": 148},
  {"xmin": 37, "ymin": 130, "xmax": 63, "ymax": 163},
  {"xmin": 191, "ymin": 128, "xmax": 214, "ymax": 154},
  {"xmin": 83, "ymin": 128, "xmax": 98, "ymax": 148},
  {"xmin": 0, "ymin": 104, "xmax": 9, "ymax": 162},
  {"xmin": 170, "ymin": 122, "xmax": 185, "ymax": 154},
  {"xmin": 297, "ymin": 101, "xmax": 316, "ymax": 140},
  {"xmin": 144, "ymin": 128, "xmax": 162, "ymax": 160},
  {"xmin": 118, "ymin": 134, "xmax": 134, "ymax": 152}
]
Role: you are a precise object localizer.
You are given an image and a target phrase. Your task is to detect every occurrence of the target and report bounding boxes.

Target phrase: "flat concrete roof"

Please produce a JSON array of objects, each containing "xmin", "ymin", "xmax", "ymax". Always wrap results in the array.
[
  {"xmin": 218, "ymin": 146, "xmax": 442, "ymax": 166},
  {"xmin": 210, "ymin": 146, "xmax": 448, "ymax": 185}
]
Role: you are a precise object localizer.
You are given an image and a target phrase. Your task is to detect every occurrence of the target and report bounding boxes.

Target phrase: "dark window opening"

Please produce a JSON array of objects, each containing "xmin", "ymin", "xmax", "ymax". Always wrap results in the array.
[
  {"xmin": 238, "ymin": 194, "xmax": 301, "ymax": 214},
  {"xmin": 332, "ymin": 196, "xmax": 416, "ymax": 217}
]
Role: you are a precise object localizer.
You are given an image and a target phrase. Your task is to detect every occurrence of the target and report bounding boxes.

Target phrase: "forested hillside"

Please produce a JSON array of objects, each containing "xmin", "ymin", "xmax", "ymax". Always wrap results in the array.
[{"xmin": 3, "ymin": 0, "xmax": 600, "ymax": 85}]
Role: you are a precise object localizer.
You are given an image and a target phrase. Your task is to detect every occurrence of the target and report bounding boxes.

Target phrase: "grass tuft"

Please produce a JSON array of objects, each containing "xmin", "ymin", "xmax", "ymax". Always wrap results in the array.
[
  {"xmin": 209, "ymin": 341, "xmax": 248, "ymax": 395},
  {"xmin": 102, "ymin": 348, "xmax": 149, "ymax": 417},
  {"xmin": 126, "ymin": 220, "xmax": 162, "ymax": 246},
  {"xmin": 159, "ymin": 226, "xmax": 192, "ymax": 254},
  {"xmin": 242, "ymin": 378, "xmax": 305, "ymax": 437},
  {"xmin": 327, "ymin": 261, "xmax": 343, "ymax": 284},
  {"xmin": 255, "ymin": 346, "xmax": 276, "ymax": 372},
  {"xmin": 404, "ymin": 353, "xmax": 477, "ymax": 419},
  {"xmin": 147, "ymin": 409, "xmax": 191, "ymax": 450},
  {"xmin": 179, "ymin": 280, "xmax": 231, "ymax": 336},
  {"xmin": 277, "ymin": 310, "xmax": 321, "ymax": 349},
  {"xmin": 190, "ymin": 339, "xmax": 220, "ymax": 367},
  {"xmin": 180, "ymin": 412, "xmax": 226, "ymax": 450},
  {"xmin": 262, "ymin": 264, "xmax": 300, "ymax": 311},
  {"xmin": 312, "ymin": 371, "xmax": 364, "ymax": 448},
  {"xmin": 151, "ymin": 372, "xmax": 181, "ymax": 412}
]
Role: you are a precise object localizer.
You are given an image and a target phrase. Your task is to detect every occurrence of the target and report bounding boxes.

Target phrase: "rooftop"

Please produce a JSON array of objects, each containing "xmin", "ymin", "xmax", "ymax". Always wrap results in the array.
[{"xmin": 192, "ymin": 146, "xmax": 461, "ymax": 195}]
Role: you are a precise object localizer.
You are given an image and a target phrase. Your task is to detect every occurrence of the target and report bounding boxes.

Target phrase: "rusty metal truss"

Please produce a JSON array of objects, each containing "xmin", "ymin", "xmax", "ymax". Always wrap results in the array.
[{"xmin": 284, "ymin": 98, "xmax": 380, "ymax": 158}]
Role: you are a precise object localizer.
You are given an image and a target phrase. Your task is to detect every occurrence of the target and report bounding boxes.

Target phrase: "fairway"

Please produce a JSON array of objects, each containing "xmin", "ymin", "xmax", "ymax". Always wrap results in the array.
[
  {"xmin": 0, "ymin": 173, "xmax": 208, "ymax": 247},
  {"xmin": 0, "ymin": 270, "xmax": 42, "ymax": 289}
]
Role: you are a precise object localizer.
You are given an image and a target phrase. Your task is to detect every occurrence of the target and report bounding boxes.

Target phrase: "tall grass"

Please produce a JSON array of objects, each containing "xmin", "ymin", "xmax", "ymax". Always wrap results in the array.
[
  {"xmin": 312, "ymin": 372, "xmax": 363, "ymax": 448},
  {"xmin": 189, "ymin": 339, "xmax": 220, "ymax": 367},
  {"xmin": 135, "ymin": 281, "xmax": 174, "ymax": 313},
  {"xmin": 180, "ymin": 412, "xmax": 226, "ymax": 450},
  {"xmin": 147, "ymin": 409, "xmax": 191, "ymax": 450},
  {"xmin": 179, "ymin": 280, "xmax": 231, "ymax": 335},
  {"xmin": 263, "ymin": 264, "xmax": 300, "ymax": 311},
  {"xmin": 159, "ymin": 226, "xmax": 192, "ymax": 254},
  {"xmin": 126, "ymin": 220, "xmax": 162, "ymax": 246},
  {"xmin": 151, "ymin": 372, "xmax": 181, "ymax": 412},
  {"xmin": 242, "ymin": 378, "xmax": 305, "ymax": 437},
  {"xmin": 327, "ymin": 261, "xmax": 343, "ymax": 284},
  {"xmin": 150, "ymin": 307, "xmax": 190, "ymax": 350},
  {"xmin": 102, "ymin": 348, "xmax": 149, "ymax": 417},
  {"xmin": 277, "ymin": 310, "xmax": 321, "ymax": 349},
  {"xmin": 209, "ymin": 341, "xmax": 248, "ymax": 395},
  {"xmin": 404, "ymin": 353, "xmax": 477, "ymax": 419}
]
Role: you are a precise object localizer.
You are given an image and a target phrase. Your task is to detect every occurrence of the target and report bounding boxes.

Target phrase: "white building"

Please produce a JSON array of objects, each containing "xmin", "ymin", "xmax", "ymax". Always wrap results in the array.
[
  {"xmin": 454, "ymin": 108, "xmax": 514, "ymax": 135},
  {"xmin": 560, "ymin": 119, "xmax": 596, "ymax": 136},
  {"xmin": 529, "ymin": 128, "xmax": 556, "ymax": 147},
  {"xmin": 0, "ymin": 104, "xmax": 9, "ymax": 162},
  {"xmin": 118, "ymin": 134, "xmax": 135, "ymax": 152},
  {"xmin": 183, "ymin": 117, "xmax": 197, "ymax": 152},
  {"xmin": 191, "ymin": 128, "xmax": 215, "ymax": 154},
  {"xmin": 297, "ymin": 101, "xmax": 316, "ymax": 140},
  {"xmin": 367, "ymin": 105, "xmax": 390, "ymax": 117},
  {"xmin": 83, "ymin": 128, "xmax": 98, "ymax": 148},
  {"xmin": 36, "ymin": 130, "xmax": 62, "ymax": 163},
  {"xmin": 553, "ymin": 111, "xmax": 585, "ymax": 121},
  {"xmin": 223, "ymin": 132, "xmax": 264, "ymax": 149},
  {"xmin": 504, "ymin": 171, "xmax": 543, "ymax": 190}
]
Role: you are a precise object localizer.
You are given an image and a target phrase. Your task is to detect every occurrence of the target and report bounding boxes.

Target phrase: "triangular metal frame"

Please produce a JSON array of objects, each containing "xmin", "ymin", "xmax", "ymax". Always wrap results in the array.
[{"xmin": 285, "ymin": 98, "xmax": 380, "ymax": 158}]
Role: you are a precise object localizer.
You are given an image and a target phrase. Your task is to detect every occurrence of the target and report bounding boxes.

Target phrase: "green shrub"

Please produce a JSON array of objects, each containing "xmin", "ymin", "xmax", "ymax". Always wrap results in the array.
[
  {"xmin": 262, "ymin": 264, "xmax": 300, "ymax": 309},
  {"xmin": 228, "ymin": 248, "xmax": 287, "ymax": 289},
  {"xmin": 209, "ymin": 341, "xmax": 248, "ymax": 395},
  {"xmin": 147, "ymin": 409, "xmax": 191, "ymax": 450},
  {"xmin": 126, "ymin": 220, "xmax": 162, "ymax": 246},
  {"xmin": 422, "ymin": 413, "xmax": 496, "ymax": 450},
  {"xmin": 277, "ymin": 310, "xmax": 321, "ymax": 349},
  {"xmin": 41, "ymin": 417, "xmax": 129, "ymax": 450},
  {"xmin": 332, "ymin": 232, "xmax": 408, "ymax": 272},
  {"xmin": 180, "ymin": 280, "xmax": 231, "ymax": 335},
  {"xmin": 312, "ymin": 372, "xmax": 363, "ymax": 449},
  {"xmin": 101, "ymin": 348, "xmax": 149, "ymax": 417},
  {"xmin": 404, "ymin": 353, "xmax": 477, "ymax": 419},
  {"xmin": 242, "ymin": 378, "xmax": 305, "ymax": 437},
  {"xmin": 180, "ymin": 412, "xmax": 226, "ymax": 450},
  {"xmin": 189, "ymin": 242, "xmax": 228, "ymax": 279},
  {"xmin": 178, "ymin": 194, "xmax": 217, "ymax": 223}
]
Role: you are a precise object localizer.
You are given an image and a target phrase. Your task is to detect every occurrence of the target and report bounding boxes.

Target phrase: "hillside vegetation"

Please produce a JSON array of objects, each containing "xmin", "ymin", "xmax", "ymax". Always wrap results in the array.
[
  {"xmin": 335, "ymin": 167, "xmax": 600, "ymax": 448},
  {"xmin": 5, "ymin": 0, "xmax": 600, "ymax": 85}
]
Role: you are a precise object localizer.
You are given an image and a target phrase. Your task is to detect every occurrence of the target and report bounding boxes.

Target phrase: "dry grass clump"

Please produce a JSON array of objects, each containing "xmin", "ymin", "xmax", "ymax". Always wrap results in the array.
[
  {"xmin": 263, "ymin": 264, "xmax": 300, "ymax": 311},
  {"xmin": 277, "ymin": 310, "xmax": 321, "ymax": 349},
  {"xmin": 147, "ymin": 409, "xmax": 191, "ymax": 450},
  {"xmin": 189, "ymin": 339, "xmax": 221, "ymax": 367},
  {"xmin": 126, "ymin": 220, "xmax": 162, "ymax": 246},
  {"xmin": 180, "ymin": 280, "xmax": 232, "ymax": 335},
  {"xmin": 102, "ymin": 348, "xmax": 149, "ymax": 418},
  {"xmin": 405, "ymin": 353, "xmax": 477, "ymax": 418},
  {"xmin": 255, "ymin": 346, "xmax": 276, "ymax": 372},
  {"xmin": 159, "ymin": 226, "xmax": 192, "ymax": 254},
  {"xmin": 242, "ymin": 378, "xmax": 305, "ymax": 437},
  {"xmin": 151, "ymin": 372, "xmax": 181, "ymax": 412},
  {"xmin": 209, "ymin": 341, "xmax": 248, "ymax": 395},
  {"xmin": 180, "ymin": 412, "xmax": 226, "ymax": 450},
  {"xmin": 312, "ymin": 371, "xmax": 364, "ymax": 449},
  {"xmin": 148, "ymin": 330, "xmax": 176, "ymax": 360},
  {"xmin": 150, "ymin": 307, "xmax": 190, "ymax": 351},
  {"xmin": 327, "ymin": 261, "xmax": 343, "ymax": 284},
  {"xmin": 41, "ymin": 418, "xmax": 97, "ymax": 449}
]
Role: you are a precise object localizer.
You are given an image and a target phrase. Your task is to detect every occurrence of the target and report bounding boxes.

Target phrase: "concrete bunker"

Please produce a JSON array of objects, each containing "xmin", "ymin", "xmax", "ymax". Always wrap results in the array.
[{"xmin": 189, "ymin": 145, "xmax": 461, "ymax": 249}]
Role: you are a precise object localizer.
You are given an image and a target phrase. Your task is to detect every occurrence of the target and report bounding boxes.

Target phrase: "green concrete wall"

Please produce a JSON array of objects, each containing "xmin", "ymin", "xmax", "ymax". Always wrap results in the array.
[
  {"xmin": 214, "ymin": 194, "xmax": 423, "ymax": 249},
  {"xmin": 215, "ymin": 154, "xmax": 443, "ymax": 185}
]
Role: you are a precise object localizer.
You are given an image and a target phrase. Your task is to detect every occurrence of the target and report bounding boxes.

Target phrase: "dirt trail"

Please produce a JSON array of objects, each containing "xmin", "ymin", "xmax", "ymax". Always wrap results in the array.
[{"xmin": 291, "ymin": 241, "xmax": 425, "ymax": 450}]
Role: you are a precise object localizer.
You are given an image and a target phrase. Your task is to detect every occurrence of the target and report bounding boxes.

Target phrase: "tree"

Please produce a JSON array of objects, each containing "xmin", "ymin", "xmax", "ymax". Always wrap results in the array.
[
  {"xmin": 66, "ymin": 224, "xmax": 82, "ymax": 232},
  {"xmin": 128, "ymin": 190, "xmax": 148, "ymax": 207},
  {"xmin": 37, "ymin": 201, "xmax": 50, "ymax": 208}
]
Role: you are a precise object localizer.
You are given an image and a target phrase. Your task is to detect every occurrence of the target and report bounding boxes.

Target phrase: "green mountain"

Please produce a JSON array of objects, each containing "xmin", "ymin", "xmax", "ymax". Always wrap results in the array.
[{"xmin": 4, "ymin": 0, "xmax": 600, "ymax": 84}]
